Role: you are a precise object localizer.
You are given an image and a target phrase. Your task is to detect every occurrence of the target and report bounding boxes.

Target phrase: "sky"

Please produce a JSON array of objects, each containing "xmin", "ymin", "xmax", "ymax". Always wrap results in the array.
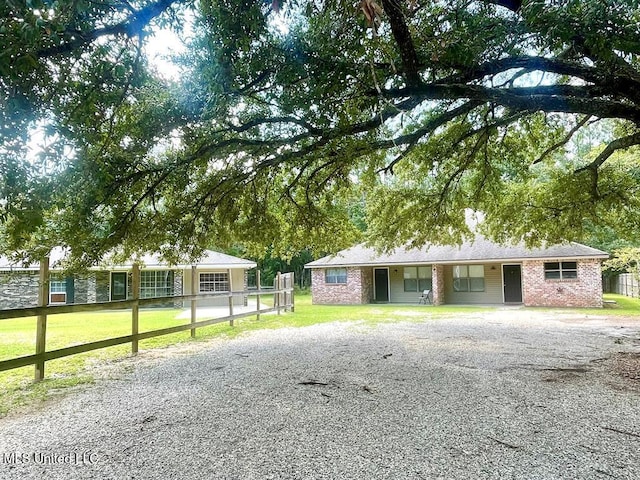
[
  {"xmin": 144, "ymin": 27, "xmax": 187, "ymax": 80},
  {"xmin": 25, "ymin": 25, "xmax": 188, "ymax": 165}
]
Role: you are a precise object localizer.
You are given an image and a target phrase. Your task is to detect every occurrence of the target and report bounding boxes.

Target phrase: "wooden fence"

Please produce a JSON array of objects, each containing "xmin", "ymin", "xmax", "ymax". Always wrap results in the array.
[
  {"xmin": 0, "ymin": 261, "xmax": 294, "ymax": 382},
  {"xmin": 604, "ymin": 273, "xmax": 639, "ymax": 298}
]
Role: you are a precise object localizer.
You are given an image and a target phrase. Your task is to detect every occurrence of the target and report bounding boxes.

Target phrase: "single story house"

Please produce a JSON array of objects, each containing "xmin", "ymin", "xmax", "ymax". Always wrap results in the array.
[
  {"xmin": 305, "ymin": 237, "xmax": 608, "ymax": 308},
  {"xmin": 0, "ymin": 249, "xmax": 257, "ymax": 310}
]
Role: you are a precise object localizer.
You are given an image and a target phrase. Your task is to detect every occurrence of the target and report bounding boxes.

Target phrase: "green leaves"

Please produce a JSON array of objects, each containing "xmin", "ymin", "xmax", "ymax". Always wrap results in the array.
[
  {"xmin": 605, "ymin": 247, "xmax": 640, "ymax": 278},
  {"xmin": 2, "ymin": 0, "xmax": 640, "ymax": 266}
]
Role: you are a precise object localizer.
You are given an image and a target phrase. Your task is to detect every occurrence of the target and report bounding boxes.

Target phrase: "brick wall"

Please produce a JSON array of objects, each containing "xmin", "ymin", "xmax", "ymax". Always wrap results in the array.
[
  {"xmin": 361, "ymin": 268, "xmax": 374, "ymax": 304},
  {"xmin": 522, "ymin": 259, "xmax": 603, "ymax": 308},
  {"xmin": 432, "ymin": 265, "xmax": 445, "ymax": 305},
  {"xmin": 311, "ymin": 267, "xmax": 369, "ymax": 304}
]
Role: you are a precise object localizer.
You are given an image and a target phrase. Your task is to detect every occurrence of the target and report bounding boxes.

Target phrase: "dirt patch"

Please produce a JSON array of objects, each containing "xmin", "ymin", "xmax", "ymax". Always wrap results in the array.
[{"xmin": 609, "ymin": 352, "xmax": 640, "ymax": 381}]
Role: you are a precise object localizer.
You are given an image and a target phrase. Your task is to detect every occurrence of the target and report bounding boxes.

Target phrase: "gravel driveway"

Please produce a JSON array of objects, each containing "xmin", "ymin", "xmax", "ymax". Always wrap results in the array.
[{"xmin": 1, "ymin": 311, "xmax": 639, "ymax": 479}]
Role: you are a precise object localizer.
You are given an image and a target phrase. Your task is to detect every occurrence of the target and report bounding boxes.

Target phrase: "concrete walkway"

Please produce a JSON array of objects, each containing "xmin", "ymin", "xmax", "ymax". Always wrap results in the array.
[{"xmin": 175, "ymin": 303, "xmax": 274, "ymax": 320}]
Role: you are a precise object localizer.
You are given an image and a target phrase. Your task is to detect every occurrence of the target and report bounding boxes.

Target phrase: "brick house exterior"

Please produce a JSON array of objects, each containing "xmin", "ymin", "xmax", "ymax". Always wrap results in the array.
[
  {"xmin": 311, "ymin": 267, "xmax": 373, "ymax": 304},
  {"xmin": 521, "ymin": 259, "xmax": 603, "ymax": 308},
  {"xmin": 306, "ymin": 237, "xmax": 608, "ymax": 308}
]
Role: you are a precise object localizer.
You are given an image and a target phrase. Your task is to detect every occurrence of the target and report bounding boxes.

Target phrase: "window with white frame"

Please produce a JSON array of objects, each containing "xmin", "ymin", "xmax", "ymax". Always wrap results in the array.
[
  {"xmin": 199, "ymin": 272, "xmax": 229, "ymax": 292},
  {"xmin": 403, "ymin": 266, "xmax": 432, "ymax": 292},
  {"xmin": 452, "ymin": 265, "xmax": 485, "ymax": 292},
  {"xmin": 140, "ymin": 270, "xmax": 174, "ymax": 299},
  {"xmin": 49, "ymin": 275, "xmax": 67, "ymax": 304},
  {"xmin": 544, "ymin": 262, "xmax": 578, "ymax": 280},
  {"xmin": 325, "ymin": 268, "xmax": 347, "ymax": 284}
]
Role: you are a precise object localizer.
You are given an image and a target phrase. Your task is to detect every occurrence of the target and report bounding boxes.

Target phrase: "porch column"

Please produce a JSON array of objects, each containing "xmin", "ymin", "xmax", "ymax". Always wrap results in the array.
[{"xmin": 432, "ymin": 264, "xmax": 445, "ymax": 306}]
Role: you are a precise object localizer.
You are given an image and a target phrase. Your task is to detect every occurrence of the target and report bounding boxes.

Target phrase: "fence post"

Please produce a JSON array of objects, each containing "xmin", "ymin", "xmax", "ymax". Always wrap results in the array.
[
  {"xmin": 34, "ymin": 257, "xmax": 50, "ymax": 382},
  {"xmin": 625, "ymin": 275, "xmax": 629, "ymax": 297},
  {"xmin": 283, "ymin": 273, "xmax": 288, "ymax": 313},
  {"xmin": 290, "ymin": 272, "xmax": 295, "ymax": 313},
  {"xmin": 256, "ymin": 270, "xmax": 261, "ymax": 322},
  {"xmin": 228, "ymin": 268, "xmax": 234, "ymax": 326},
  {"xmin": 131, "ymin": 264, "xmax": 140, "ymax": 354},
  {"xmin": 191, "ymin": 266, "xmax": 197, "ymax": 337}
]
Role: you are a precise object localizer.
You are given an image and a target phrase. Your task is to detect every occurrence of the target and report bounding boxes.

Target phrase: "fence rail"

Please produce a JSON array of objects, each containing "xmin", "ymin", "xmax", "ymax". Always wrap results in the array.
[{"xmin": 0, "ymin": 259, "xmax": 294, "ymax": 381}]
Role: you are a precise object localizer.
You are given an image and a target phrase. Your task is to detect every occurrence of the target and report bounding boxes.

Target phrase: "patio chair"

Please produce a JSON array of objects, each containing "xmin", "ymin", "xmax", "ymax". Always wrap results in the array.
[{"xmin": 418, "ymin": 289, "xmax": 431, "ymax": 305}]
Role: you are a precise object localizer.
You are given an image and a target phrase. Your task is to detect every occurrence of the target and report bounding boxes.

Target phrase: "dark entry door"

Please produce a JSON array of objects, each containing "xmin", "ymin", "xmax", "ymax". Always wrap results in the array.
[
  {"xmin": 503, "ymin": 265, "xmax": 523, "ymax": 303},
  {"xmin": 374, "ymin": 268, "xmax": 389, "ymax": 302},
  {"xmin": 111, "ymin": 272, "xmax": 127, "ymax": 301},
  {"xmin": 65, "ymin": 276, "xmax": 75, "ymax": 304}
]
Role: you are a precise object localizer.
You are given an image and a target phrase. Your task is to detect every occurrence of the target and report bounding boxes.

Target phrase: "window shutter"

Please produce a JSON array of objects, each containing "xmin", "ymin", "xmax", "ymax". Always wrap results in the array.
[{"xmin": 65, "ymin": 276, "xmax": 75, "ymax": 304}]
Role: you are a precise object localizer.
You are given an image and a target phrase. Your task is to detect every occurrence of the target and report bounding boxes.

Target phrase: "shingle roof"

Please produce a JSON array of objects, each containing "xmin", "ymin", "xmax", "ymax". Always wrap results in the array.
[
  {"xmin": 120, "ymin": 250, "xmax": 257, "ymax": 269},
  {"xmin": 305, "ymin": 236, "xmax": 608, "ymax": 268},
  {"xmin": 0, "ymin": 248, "xmax": 256, "ymax": 271},
  {"xmin": 0, "ymin": 247, "xmax": 69, "ymax": 270}
]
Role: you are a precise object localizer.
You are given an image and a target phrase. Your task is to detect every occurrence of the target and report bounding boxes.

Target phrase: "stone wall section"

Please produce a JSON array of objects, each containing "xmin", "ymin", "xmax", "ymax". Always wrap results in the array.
[
  {"xmin": 86, "ymin": 274, "xmax": 97, "ymax": 303},
  {"xmin": 127, "ymin": 272, "xmax": 133, "ymax": 299},
  {"xmin": 311, "ymin": 267, "xmax": 369, "ymax": 304},
  {"xmin": 0, "ymin": 272, "xmax": 97, "ymax": 309},
  {"xmin": 522, "ymin": 259, "xmax": 603, "ymax": 308},
  {"xmin": 0, "ymin": 272, "xmax": 39, "ymax": 309},
  {"xmin": 95, "ymin": 272, "xmax": 110, "ymax": 302},
  {"xmin": 173, "ymin": 270, "xmax": 184, "ymax": 308},
  {"xmin": 73, "ymin": 275, "xmax": 89, "ymax": 304}
]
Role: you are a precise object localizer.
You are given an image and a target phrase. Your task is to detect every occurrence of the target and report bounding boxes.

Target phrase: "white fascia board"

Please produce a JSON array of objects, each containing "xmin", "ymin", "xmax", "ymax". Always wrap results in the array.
[
  {"xmin": 178, "ymin": 263, "xmax": 257, "ymax": 270},
  {"xmin": 86, "ymin": 263, "xmax": 257, "ymax": 271}
]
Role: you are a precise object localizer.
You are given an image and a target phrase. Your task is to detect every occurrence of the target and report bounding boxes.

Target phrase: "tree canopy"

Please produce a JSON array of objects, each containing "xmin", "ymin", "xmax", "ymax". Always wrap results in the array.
[{"xmin": 1, "ymin": 0, "xmax": 640, "ymax": 266}]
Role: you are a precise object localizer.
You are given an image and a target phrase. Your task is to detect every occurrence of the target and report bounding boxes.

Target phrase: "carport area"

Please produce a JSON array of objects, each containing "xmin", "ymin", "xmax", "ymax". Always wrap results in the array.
[{"xmin": 1, "ymin": 311, "xmax": 639, "ymax": 479}]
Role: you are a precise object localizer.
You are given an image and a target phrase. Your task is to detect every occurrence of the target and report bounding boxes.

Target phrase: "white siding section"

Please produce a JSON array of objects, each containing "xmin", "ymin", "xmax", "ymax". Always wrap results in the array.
[
  {"xmin": 444, "ymin": 263, "xmax": 503, "ymax": 304},
  {"xmin": 182, "ymin": 268, "xmax": 246, "ymax": 307},
  {"xmin": 388, "ymin": 265, "xmax": 432, "ymax": 303}
]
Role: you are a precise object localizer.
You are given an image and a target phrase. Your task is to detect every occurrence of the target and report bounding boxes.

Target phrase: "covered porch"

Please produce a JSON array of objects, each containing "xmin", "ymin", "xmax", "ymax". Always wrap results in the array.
[{"xmin": 365, "ymin": 263, "xmax": 522, "ymax": 306}]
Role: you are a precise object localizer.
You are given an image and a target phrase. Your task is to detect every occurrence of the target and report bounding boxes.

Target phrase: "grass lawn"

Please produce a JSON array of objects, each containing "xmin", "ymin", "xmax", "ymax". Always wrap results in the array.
[
  {"xmin": 599, "ymin": 293, "xmax": 640, "ymax": 314},
  {"xmin": 0, "ymin": 293, "xmax": 638, "ymax": 416}
]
